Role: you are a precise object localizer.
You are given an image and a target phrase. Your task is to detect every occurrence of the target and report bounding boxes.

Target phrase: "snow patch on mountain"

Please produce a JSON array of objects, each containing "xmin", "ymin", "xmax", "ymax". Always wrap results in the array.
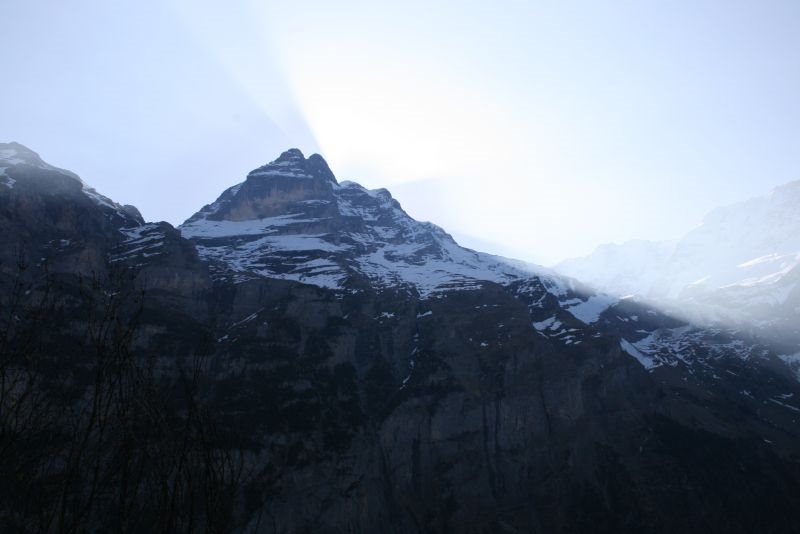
[
  {"xmin": 182, "ymin": 214, "xmax": 328, "ymax": 238},
  {"xmin": 778, "ymin": 353, "xmax": 800, "ymax": 381},
  {"xmin": 110, "ymin": 223, "xmax": 166, "ymax": 264},
  {"xmin": 620, "ymin": 338, "xmax": 660, "ymax": 370},
  {"xmin": 0, "ymin": 171, "xmax": 15, "ymax": 188},
  {"xmin": 564, "ymin": 294, "xmax": 618, "ymax": 324}
]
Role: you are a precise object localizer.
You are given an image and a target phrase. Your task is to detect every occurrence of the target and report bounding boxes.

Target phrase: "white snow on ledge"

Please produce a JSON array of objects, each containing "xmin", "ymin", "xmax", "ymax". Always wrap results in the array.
[
  {"xmin": 778, "ymin": 353, "xmax": 800, "ymax": 382},
  {"xmin": 181, "ymin": 214, "xmax": 325, "ymax": 238},
  {"xmin": 565, "ymin": 294, "xmax": 617, "ymax": 324},
  {"xmin": 620, "ymin": 339, "xmax": 660, "ymax": 370},
  {"xmin": 249, "ymin": 169, "xmax": 313, "ymax": 179},
  {"xmin": 533, "ymin": 316, "xmax": 561, "ymax": 331},
  {"xmin": 0, "ymin": 168, "xmax": 14, "ymax": 188}
]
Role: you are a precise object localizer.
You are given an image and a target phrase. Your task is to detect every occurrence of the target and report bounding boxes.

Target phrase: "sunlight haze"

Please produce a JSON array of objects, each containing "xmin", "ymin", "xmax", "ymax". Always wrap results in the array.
[{"xmin": 4, "ymin": 0, "xmax": 800, "ymax": 264}]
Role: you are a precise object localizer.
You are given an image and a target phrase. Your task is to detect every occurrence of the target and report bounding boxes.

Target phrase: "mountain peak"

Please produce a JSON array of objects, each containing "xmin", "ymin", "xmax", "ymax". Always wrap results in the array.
[
  {"xmin": 0, "ymin": 141, "xmax": 52, "ymax": 169},
  {"xmin": 0, "ymin": 142, "xmax": 86, "ymax": 186},
  {"xmin": 246, "ymin": 148, "xmax": 337, "ymax": 184},
  {"xmin": 1, "ymin": 141, "xmax": 83, "ymax": 187},
  {"xmin": 272, "ymin": 148, "xmax": 305, "ymax": 164},
  {"xmin": 180, "ymin": 148, "xmax": 537, "ymax": 294},
  {"xmin": 306, "ymin": 153, "xmax": 335, "ymax": 182}
]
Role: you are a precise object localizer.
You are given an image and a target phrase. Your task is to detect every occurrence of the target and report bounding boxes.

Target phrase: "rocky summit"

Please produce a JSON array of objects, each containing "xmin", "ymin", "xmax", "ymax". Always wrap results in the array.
[
  {"xmin": 2, "ymin": 143, "xmax": 800, "ymax": 533},
  {"xmin": 179, "ymin": 148, "xmax": 534, "ymax": 295}
]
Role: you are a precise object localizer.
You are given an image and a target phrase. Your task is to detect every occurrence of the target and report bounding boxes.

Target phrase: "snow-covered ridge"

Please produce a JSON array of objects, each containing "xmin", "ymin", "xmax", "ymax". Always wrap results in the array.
[{"xmin": 180, "ymin": 148, "xmax": 566, "ymax": 298}]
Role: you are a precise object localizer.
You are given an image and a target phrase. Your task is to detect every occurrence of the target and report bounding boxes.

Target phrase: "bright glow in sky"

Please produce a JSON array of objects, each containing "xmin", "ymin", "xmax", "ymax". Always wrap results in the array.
[{"xmin": 3, "ymin": 1, "xmax": 800, "ymax": 264}]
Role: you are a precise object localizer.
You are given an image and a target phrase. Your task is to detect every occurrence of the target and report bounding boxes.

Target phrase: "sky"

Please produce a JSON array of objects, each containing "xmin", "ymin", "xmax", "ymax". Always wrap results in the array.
[{"xmin": 3, "ymin": 1, "xmax": 800, "ymax": 265}]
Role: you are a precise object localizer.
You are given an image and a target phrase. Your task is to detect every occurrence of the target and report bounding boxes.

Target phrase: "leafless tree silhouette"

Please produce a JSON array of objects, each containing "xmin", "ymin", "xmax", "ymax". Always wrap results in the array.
[{"xmin": 0, "ymin": 258, "xmax": 246, "ymax": 533}]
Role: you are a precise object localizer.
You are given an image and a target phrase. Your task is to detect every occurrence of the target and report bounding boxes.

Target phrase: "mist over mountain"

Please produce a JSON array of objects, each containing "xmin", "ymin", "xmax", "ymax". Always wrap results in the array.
[
  {"xmin": 556, "ymin": 182, "xmax": 800, "ymax": 348},
  {"xmin": 2, "ymin": 143, "xmax": 800, "ymax": 533},
  {"xmin": 558, "ymin": 182, "xmax": 800, "ymax": 295}
]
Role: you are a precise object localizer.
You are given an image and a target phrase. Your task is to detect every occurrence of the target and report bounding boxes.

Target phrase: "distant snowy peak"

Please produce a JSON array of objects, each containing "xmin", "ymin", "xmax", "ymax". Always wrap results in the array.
[
  {"xmin": 0, "ymin": 142, "xmax": 141, "ymax": 224},
  {"xmin": 557, "ymin": 240, "xmax": 678, "ymax": 297},
  {"xmin": 180, "ymin": 148, "xmax": 550, "ymax": 296},
  {"xmin": 652, "ymin": 179, "xmax": 800, "ymax": 301},
  {"xmin": 554, "ymin": 179, "xmax": 800, "ymax": 329}
]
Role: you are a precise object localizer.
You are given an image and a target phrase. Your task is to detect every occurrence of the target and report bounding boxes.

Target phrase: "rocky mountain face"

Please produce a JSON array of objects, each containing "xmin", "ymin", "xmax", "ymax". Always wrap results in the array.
[
  {"xmin": 180, "ymin": 148, "xmax": 537, "ymax": 295},
  {"xmin": 2, "ymin": 143, "xmax": 800, "ymax": 533}
]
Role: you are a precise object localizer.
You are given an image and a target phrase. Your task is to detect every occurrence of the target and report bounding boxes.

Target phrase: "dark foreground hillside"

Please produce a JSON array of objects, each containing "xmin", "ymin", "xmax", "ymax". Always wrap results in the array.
[{"xmin": 1, "ymin": 143, "xmax": 799, "ymax": 533}]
